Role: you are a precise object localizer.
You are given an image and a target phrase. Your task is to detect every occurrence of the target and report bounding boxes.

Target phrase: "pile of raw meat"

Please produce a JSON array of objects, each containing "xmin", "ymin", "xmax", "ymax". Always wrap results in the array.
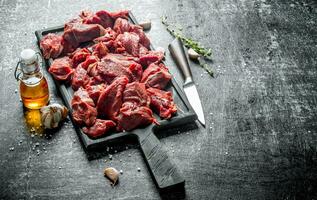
[{"xmin": 40, "ymin": 9, "xmax": 177, "ymax": 138}]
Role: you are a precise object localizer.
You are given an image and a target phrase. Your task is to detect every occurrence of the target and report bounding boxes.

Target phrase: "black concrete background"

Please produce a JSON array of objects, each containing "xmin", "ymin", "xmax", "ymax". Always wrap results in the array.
[{"xmin": 0, "ymin": 0, "xmax": 316, "ymax": 199}]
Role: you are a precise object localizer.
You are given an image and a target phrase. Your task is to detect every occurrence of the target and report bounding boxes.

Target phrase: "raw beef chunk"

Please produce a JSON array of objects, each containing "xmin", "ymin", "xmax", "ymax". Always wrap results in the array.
[
  {"xmin": 80, "ymin": 55, "xmax": 99, "ymax": 70},
  {"xmin": 81, "ymin": 10, "xmax": 129, "ymax": 29},
  {"xmin": 113, "ymin": 18, "xmax": 131, "ymax": 33},
  {"xmin": 128, "ymin": 63, "xmax": 143, "ymax": 82},
  {"xmin": 113, "ymin": 18, "xmax": 150, "ymax": 49},
  {"xmin": 71, "ymin": 48, "xmax": 91, "ymax": 67},
  {"xmin": 97, "ymin": 77, "xmax": 128, "ymax": 120},
  {"xmin": 48, "ymin": 56, "xmax": 74, "ymax": 81},
  {"xmin": 139, "ymin": 46, "xmax": 164, "ymax": 67},
  {"xmin": 40, "ymin": 33, "xmax": 64, "ymax": 59},
  {"xmin": 63, "ymin": 19, "xmax": 105, "ymax": 48},
  {"xmin": 93, "ymin": 27, "xmax": 117, "ymax": 43},
  {"xmin": 91, "ymin": 42, "xmax": 109, "ymax": 58},
  {"xmin": 85, "ymin": 84, "xmax": 107, "ymax": 104},
  {"xmin": 102, "ymin": 53, "xmax": 139, "ymax": 68},
  {"xmin": 116, "ymin": 106, "xmax": 156, "ymax": 131},
  {"xmin": 83, "ymin": 119, "xmax": 116, "ymax": 138},
  {"xmin": 130, "ymin": 25, "xmax": 150, "ymax": 49},
  {"xmin": 114, "ymin": 32, "xmax": 140, "ymax": 56},
  {"xmin": 141, "ymin": 63, "xmax": 171, "ymax": 89},
  {"xmin": 116, "ymin": 82, "xmax": 155, "ymax": 131},
  {"xmin": 71, "ymin": 65, "xmax": 90, "ymax": 91},
  {"xmin": 102, "ymin": 53, "xmax": 142, "ymax": 81},
  {"xmin": 87, "ymin": 60, "xmax": 133, "ymax": 84},
  {"xmin": 122, "ymin": 82, "xmax": 150, "ymax": 108},
  {"xmin": 147, "ymin": 87, "xmax": 177, "ymax": 119},
  {"xmin": 71, "ymin": 87, "xmax": 97, "ymax": 126}
]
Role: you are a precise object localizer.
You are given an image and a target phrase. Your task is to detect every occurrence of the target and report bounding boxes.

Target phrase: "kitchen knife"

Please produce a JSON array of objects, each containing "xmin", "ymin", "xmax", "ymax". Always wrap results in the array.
[{"xmin": 168, "ymin": 38, "xmax": 205, "ymax": 126}]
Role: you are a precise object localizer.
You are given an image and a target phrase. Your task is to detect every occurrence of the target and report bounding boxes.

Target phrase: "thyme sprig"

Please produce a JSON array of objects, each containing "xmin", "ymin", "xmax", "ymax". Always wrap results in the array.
[{"xmin": 161, "ymin": 16, "xmax": 213, "ymax": 76}]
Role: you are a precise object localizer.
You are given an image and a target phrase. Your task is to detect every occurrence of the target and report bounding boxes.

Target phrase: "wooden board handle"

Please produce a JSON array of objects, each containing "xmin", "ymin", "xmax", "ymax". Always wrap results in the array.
[{"xmin": 138, "ymin": 132, "xmax": 185, "ymax": 191}]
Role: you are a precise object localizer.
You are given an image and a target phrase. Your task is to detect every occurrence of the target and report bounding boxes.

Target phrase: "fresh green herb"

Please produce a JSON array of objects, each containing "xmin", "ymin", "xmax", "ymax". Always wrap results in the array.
[
  {"xmin": 161, "ymin": 16, "xmax": 212, "ymax": 58},
  {"xmin": 161, "ymin": 16, "xmax": 213, "ymax": 76},
  {"xmin": 201, "ymin": 63, "xmax": 214, "ymax": 77}
]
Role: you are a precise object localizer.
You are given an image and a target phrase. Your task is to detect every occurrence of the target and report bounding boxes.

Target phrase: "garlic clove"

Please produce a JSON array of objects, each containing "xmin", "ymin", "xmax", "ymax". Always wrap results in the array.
[
  {"xmin": 104, "ymin": 167, "xmax": 119, "ymax": 185},
  {"xmin": 40, "ymin": 103, "xmax": 68, "ymax": 129},
  {"xmin": 139, "ymin": 20, "xmax": 151, "ymax": 30},
  {"xmin": 188, "ymin": 48, "xmax": 200, "ymax": 60}
]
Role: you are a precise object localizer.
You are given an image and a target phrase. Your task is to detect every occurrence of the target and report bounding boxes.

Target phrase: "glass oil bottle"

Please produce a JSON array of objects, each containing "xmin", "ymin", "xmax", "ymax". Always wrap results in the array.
[{"xmin": 15, "ymin": 49, "xmax": 49, "ymax": 109}]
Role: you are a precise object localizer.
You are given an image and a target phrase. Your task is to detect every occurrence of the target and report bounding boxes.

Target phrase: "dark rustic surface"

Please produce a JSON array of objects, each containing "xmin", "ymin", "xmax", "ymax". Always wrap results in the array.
[{"xmin": 0, "ymin": 0, "xmax": 317, "ymax": 199}]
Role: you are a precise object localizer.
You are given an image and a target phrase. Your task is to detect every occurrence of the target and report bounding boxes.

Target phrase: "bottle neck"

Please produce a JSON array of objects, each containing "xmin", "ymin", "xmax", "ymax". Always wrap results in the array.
[{"xmin": 20, "ymin": 69, "xmax": 44, "ymax": 86}]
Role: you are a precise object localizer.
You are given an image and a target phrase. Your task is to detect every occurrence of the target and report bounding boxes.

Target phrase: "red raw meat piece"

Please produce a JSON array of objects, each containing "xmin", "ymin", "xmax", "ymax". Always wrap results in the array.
[
  {"xmin": 102, "ymin": 53, "xmax": 142, "ymax": 81},
  {"xmin": 123, "ymin": 82, "xmax": 150, "ymax": 108},
  {"xmin": 72, "ymin": 87, "xmax": 95, "ymax": 106},
  {"xmin": 71, "ymin": 65, "xmax": 90, "ymax": 91},
  {"xmin": 81, "ymin": 55, "xmax": 99, "ymax": 70},
  {"xmin": 109, "ymin": 10, "xmax": 129, "ymax": 19},
  {"xmin": 40, "ymin": 33, "xmax": 64, "ymax": 59},
  {"xmin": 48, "ymin": 56, "xmax": 74, "ymax": 81},
  {"xmin": 97, "ymin": 77, "xmax": 128, "ymax": 120},
  {"xmin": 71, "ymin": 87, "xmax": 97, "ymax": 126},
  {"xmin": 85, "ymin": 84, "xmax": 107, "ymax": 104},
  {"xmin": 141, "ymin": 63, "xmax": 171, "ymax": 89},
  {"xmin": 81, "ymin": 10, "xmax": 128, "ymax": 28},
  {"xmin": 113, "ymin": 18, "xmax": 131, "ymax": 33},
  {"xmin": 61, "ymin": 39, "xmax": 76, "ymax": 55},
  {"xmin": 139, "ymin": 45, "xmax": 164, "ymax": 67},
  {"xmin": 128, "ymin": 63, "xmax": 143, "ymax": 81},
  {"xmin": 102, "ymin": 53, "xmax": 139, "ymax": 67},
  {"xmin": 113, "ymin": 18, "xmax": 150, "ymax": 49},
  {"xmin": 71, "ymin": 48, "xmax": 91, "ymax": 67},
  {"xmin": 63, "ymin": 19, "xmax": 105, "ymax": 48},
  {"xmin": 116, "ymin": 106, "xmax": 156, "ymax": 131},
  {"xmin": 116, "ymin": 82, "xmax": 155, "ymax": 131},
  {"xmin": 93, "ymin": 27, "xmax": 117, "ymax": 43},
  {"xmin": 87, "ymin": 76, "xmax": 104, "ymax": 86},
  {"xmin": 88, "ymin": 60, "xmax": 134, "ymax": 84},
  {"xmin": 147, "ymin": 87, "xmax": 177, "ymax": 119},
  {"xmin": 115, "ymin": 32, "xmax": 140, "ymax": 56},
  {"xmin": 91, "ymin": 42, "xmax": 109, "ymax": 58},
  {"xmin": 83, "ymin": 119, "xmax": 116, "ymax": 138},
  {"xmin": 130, "ymin": 25, "xmax": 150, "ymax": 49}
]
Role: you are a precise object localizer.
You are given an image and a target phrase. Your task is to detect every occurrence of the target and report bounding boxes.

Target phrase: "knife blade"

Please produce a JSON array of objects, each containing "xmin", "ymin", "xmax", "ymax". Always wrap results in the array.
[{"xmin": 168, "ymin": 38, "xmax": 205, "ymax": 126}]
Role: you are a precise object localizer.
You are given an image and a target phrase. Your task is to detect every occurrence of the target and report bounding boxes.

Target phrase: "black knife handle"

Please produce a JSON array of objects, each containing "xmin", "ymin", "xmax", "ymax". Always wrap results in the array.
[
  {"xmin": 168, "ymin": 38, "xmax": 193, "ymax": 84},
  {"xmin": 138, "ymin": 132, "xmax": 185, "ymax": 191}
]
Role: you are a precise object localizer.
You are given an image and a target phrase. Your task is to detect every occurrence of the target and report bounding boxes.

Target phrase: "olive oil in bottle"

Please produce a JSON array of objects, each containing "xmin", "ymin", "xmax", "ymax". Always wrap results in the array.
[{"xmin": 15, "ymin": 49, "xmax": 49, "ymax": 109}]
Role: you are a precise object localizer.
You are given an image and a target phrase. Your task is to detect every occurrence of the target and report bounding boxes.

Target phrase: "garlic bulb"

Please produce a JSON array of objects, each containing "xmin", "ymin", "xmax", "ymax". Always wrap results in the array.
[
  {"xmin": 40, "ymin": 103, "xmax": 68, "ymax": 129},
  {"xmin": 104, "ymin": 167, "xmax": 119, "ymax": 185}
]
